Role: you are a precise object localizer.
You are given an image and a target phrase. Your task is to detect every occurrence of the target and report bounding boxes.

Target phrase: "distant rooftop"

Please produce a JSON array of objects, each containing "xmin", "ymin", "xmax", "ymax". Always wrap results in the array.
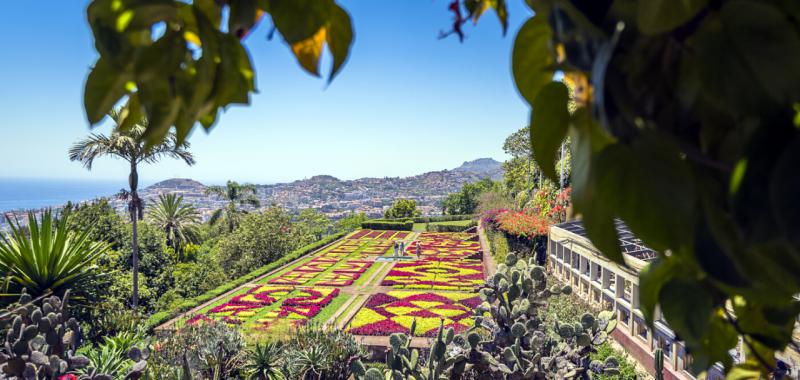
[{"xmin": 555, "ymin": 219, "xmax": 658, "ymax": 261}]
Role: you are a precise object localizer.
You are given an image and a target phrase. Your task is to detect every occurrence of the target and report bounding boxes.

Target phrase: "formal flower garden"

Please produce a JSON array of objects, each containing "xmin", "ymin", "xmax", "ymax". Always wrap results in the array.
[{"xmin": 178, "ymin": 228, "xmax": 487, "ymax": 339}]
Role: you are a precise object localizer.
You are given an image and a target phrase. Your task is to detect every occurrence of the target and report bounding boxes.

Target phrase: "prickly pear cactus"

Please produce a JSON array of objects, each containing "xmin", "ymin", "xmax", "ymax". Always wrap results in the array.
[
  {"xmin": 0, "ymin": 290, "xmax": 147, "ymax": 380},
  {"xmin": 468, "ymin": 252, "xmax": 620, "ymax": 379},
  {"xmin": 654, "ymin": 348, "xmax": 664, "ymax": 380}
]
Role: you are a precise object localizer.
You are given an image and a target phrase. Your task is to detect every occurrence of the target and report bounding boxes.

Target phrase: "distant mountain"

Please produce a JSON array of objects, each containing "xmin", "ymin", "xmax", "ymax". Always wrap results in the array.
[
  {"xmin": 452, "ymin": 158, "xmax": 503, "ymax": 180},
  {"xmin": 129, "ymin": 158, "xmax": 504, "ymax": 219},
  {"xmin": 147, "ymin": 178, "xmax": 206, "ymax": 191}
]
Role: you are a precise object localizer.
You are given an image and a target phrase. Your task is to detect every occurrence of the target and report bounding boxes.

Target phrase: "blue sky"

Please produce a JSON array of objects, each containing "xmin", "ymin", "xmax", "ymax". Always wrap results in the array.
[{"xmin": 0, "ymin": 1, "xmax": 531, "ymax": 184}]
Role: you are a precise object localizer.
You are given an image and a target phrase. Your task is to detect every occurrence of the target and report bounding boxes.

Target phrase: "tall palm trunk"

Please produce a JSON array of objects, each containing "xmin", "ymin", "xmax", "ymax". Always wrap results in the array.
[{"xmin": 129, "ymin": 161, "xmax": 140, "ymax": 309}]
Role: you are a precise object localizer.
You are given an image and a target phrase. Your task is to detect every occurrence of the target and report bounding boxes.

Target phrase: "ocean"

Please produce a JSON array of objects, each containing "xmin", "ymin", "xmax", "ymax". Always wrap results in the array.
[{"xmin": 0, "ymin": 178, "xmax": 132, "ymax": 213}]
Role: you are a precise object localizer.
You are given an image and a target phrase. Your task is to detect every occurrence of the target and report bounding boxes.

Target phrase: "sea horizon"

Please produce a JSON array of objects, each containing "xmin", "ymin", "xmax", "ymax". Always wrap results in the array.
[{"xmin": 0, "ymin": 177, "xmax": 139, "ymax": 213}]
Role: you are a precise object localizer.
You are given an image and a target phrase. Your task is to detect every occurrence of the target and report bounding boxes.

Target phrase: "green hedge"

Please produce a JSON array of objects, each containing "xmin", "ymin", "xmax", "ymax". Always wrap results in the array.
[
  {"xmin": 360, "ymin": 220, "xmax": 414, "ymax": 231},
  {"xmin": 425, "ymin": 220, "xmax": 477, "ymax": 232},
  {"xmin": 378, "ymin": 215, "xmax": 473, "ymax": 223},
  {"xmin": 146, "ymin": 232, "xmax": 346, "ymax": 329}
]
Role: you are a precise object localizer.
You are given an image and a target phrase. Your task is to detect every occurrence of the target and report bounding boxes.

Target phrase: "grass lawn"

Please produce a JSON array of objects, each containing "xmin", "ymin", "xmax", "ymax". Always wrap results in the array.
[
  {"xmin": 310, "ymin": 293, "xmax": 352, "ymax": 324},
  {"xmin": 429, "ymin": 219, "xmax": 474, "ymax": 227},
  {"xmin": 412, "ymin": 223, "xmax": 427, "ymax": 231},
  {"xmin": 335, "ymin": 294, "xmax": 364, "ymax": 327}
]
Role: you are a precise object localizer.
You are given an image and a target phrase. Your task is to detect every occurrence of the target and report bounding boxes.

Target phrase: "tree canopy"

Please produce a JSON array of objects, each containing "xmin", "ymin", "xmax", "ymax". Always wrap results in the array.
[{"xmin": 384, "ymin": 199, "xmax": 420, "ymax": 219}]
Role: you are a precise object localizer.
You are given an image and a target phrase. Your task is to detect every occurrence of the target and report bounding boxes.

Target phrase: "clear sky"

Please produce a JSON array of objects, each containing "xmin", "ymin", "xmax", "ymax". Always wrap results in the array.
[{"xmin": 0, "ymin": 1, "xmax": 531, "ymax": 184}]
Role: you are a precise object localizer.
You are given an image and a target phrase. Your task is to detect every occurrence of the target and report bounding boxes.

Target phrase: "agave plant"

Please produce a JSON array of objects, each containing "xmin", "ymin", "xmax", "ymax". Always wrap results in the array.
[
  {"xmin": 78, "ymin": 332, "xmax": 145, "ymax": 377},
  {"xmin": 243, "ymin": 342, "xmax": 285, "ymax": 380},
  {"xmin": 0, "ymin": 209, "xmax": 110, "ymax": 299}
]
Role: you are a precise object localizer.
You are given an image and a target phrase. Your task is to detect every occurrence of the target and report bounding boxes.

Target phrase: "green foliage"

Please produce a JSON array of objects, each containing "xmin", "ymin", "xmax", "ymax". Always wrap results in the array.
[
  {"xmin": 442, "ymin": 178, "xmax": 498, "ymax": 215},
  {"xmin": 84, "ymin": 0, "xmax": 353, "ymax": 145},
  {"xmin": 383, "ymin": 199, "xmax": 420, "ymax": 219},
  {"xmin": 486, "ymin": 228, "xmax": 511, "ymax": 267},
  {"xmin": 78, "ymin": 331, "xmax": 145, "ymax": 378},
  {"xmin": 205, "ymin": 180, "xmax": 261, "ymax": 233},
  {"xmin": 212, "ymin": 206, "xmax": 312, "ymax": 277},
  {"xmin": 425, "ymin": 219, "xmax": 476, "ymax": 232},
  {"xmin": 147, "ymin": 320, "xmax": 244, "ymax": 379},
  {"xmin": 243, "ymin": 342, "xmax": 283, "ymax": 380},
  {"xmin": 65, "ymin": 199, "xmax": 127, "ymax": 251},
  {"xmin": 296, "ymin": 208, "xmax": 332, "ymax": 241},
  {"xmin": 334, "ymin": 212, "xmax": 368, "ymax": 233},
  {"xmin": 0, "ymin": 210, "xmax": 110, "ymax": 301},
  {"xmin": 360, "ymin": 220, "xmax": 414, "ymax": 231},
  {"xmin": 147, "ymin": 193, "xmax": 201, "ymax": 258},
  {"xmin": 499, "ymin": 0, "xmax": 800, "ymax": 374}
]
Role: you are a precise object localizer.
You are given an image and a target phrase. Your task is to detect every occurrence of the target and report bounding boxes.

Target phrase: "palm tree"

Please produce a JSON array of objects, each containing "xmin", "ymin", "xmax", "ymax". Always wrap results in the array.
[
  {"xmin": 69, "ymin": 109, "xmax": 195, "ymax": 309},
  {"xmin": 0, "ymin": 210, "xmax": 110, "ymax": 299},
  {"xmin": 147, "ymin": 193, "xmax": 201, "ymax": 259},
  {"xmin": 205, "ymin": 181, "xmax": 261, "ymax": 232}
]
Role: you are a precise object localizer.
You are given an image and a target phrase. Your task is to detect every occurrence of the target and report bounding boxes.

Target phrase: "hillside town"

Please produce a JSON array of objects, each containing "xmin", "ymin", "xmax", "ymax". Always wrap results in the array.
[{"xmin": 0, "ymin": 158, "xmax": 503, "ymax": 229}]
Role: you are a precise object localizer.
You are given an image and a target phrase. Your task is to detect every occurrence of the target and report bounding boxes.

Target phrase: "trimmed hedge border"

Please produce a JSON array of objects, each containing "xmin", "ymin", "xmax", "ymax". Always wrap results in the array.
[
  {"xmin": 377, "ymin": 215, "xmax": 474, "ymax": 223},
  {"xmin": 146, "ymin": 231, "xmax": 347, "ymax": 329},
  {"xmin": 360, "ymin": 220, "xmax": 413, "ymax": 231},
  {"xmin": 425, "ymin": 220, "xmax": 477, "ymax": 232}
]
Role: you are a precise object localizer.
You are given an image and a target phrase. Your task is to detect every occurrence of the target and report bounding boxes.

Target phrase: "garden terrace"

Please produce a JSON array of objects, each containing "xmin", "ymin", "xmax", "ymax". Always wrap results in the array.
[{"xmin": 156, "ymin": 229, "xmax": 491, "ymax": 349}]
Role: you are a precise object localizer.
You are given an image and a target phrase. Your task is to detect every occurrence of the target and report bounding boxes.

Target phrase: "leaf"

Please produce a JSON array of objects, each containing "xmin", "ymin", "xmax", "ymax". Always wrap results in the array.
[
  {"xmin": 512, "ymin": 16, "xmax": 554, "ymax": 105},
  {"xmin": 134, "ymin": 30, "xmax": 186, "ymax": 81},
  {"xmin": 593, "ymin": 135, "xmax": 695, "ymax": 252},
  {"xmin": 770, "ymin": 135, "xmax": 800, "ymax": 246},
  {"xmin": 228, "ymin": 0, "xmax": 260, "ymax": 39},
  {"xmin": 138, "ymin": 79, "xmax": 181, "ymax": 145},
  {"xmin": 268, "ymin": 0, "xmax": 331, "ymax": 43},
  {"xmin": 638, "ymin": 256, "xmax": 677, "ymax": 326},
  {"xmin": 530, "ymin": 81, "xmax": 570, "ymax": 181},
  {"xmin": 637, "ymin": 0, "xmax": 708, "ymax": 35},
  {"xmin": 291, "ymin": 27, "xmax": 327, "ymax": 77},
  {"xmin": 118, "ymin": 94, "xmax": 143, "ymax": 131},
  {"xmin": 464, "ymin": 0, "xmax": 508, "ymax": 34},
  {"xmin": 658, "ymin": 278, "xmax": 713, "ymax": 341},
  {"xmin": 325, "ymin": 4, "xmax": 353, "ymax": 82},
  {"xmin": 568, "ymin": 108, "xmax": 622, "ymax": 264},
  {"xmin": 213, "ymin": 33, "xmax": 255, "ymax": 107},
  {"xmin": 722, "ymin": 0, "xmax": 800, "ymax": 104},
  {"xmin": 726, "ymin": 363, "xmax": 765, "ymax": 380},
  {"xmin": 84, "ymin": 57, "xmax": 130, "ymax": 124}
]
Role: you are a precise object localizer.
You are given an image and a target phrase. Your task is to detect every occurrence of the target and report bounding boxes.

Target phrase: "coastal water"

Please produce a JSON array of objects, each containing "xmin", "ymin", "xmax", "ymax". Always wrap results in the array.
[{"xmin": 0, "ymin": 178, "xmax": 129, "ymax": 213}]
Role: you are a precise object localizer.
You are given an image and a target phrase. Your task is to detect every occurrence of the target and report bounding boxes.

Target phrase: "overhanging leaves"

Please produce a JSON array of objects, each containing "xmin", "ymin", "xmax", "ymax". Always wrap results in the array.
[
  {"xmin": 637, "ymin": 0, "xmax": 708, "ymax": 35},
  {"xmin": 512, "ymin": 16, "xmax": 554, "ymax": 106},
  {"xmin": 84, "ymin": 57, "xmax": 130, "ymax": 125},
  {"xmin": 530, "ymin": 81, "xmax": 570, "ymax": 181}
]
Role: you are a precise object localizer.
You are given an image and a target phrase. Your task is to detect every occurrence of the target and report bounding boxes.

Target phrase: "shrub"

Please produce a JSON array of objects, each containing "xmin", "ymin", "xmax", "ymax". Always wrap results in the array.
[
  {"xmin": 425, "ymin": 219, "xmax": 476, "ymax": 232},
  {"xmin": 487, "ymin": 228, "xmax": 510, "ymax": 264},
  {"xmin": 360, "ymin": 220, "xmax": 413, "ymax": 231}
]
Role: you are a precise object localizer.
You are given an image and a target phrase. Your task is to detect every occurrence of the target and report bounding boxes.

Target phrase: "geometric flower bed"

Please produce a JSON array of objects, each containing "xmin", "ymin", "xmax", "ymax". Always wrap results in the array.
[
  {"xmin": 381, "ymin": 260, "xmax": 484, "ymax": 290},
  {"xmin": 256, "ymin": 287, "xmax": 340, "ymax": 329},
  {"xmin": 316, "ymin": 271, "xmax": 361, "ymax": 286},
  {"xmin": 293, "ymin": 258, "xmax": 338, "ymax": 272},
  {"xmin": 191, "ymin": 285, "xmax": 293, "ymax": 325},
  {"xmin": 268, "ymin": 270, "xmax": 318, "ymax": 285},
  {"xmin": 347, "ymin": 291, "xmax": 481, "ymax": 337},
  {"xmin": 188, "ymin": 286, "xmax": 340, "ymax": 330},
  {"xmin": 332, "ymin": 260, "xmax": 372, "ymax": 273}
]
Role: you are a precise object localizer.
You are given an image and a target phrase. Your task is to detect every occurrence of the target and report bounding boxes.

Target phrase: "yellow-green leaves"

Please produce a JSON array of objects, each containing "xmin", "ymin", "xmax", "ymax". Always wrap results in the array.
[
  {"xmin": 84, "ymin": 0, "xmax": 354, "ymax": 146},
  {"xmin": 463, "ymin": 0, "xmax": 509, "ymax": 34},
  {"xmin": 268, "ymin": 0, "xmax": 354, "ymax": 82},
  {"xmin": 512, "ymin": 16, "xmax": 554, "ymax": 105},
  {"xmin": 637, "ymin": 0, "xmax": 708, "ymax": 35},
  {"xmin": 530, "ymin": 82, "xmax": 570, "ymax": 181}
]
